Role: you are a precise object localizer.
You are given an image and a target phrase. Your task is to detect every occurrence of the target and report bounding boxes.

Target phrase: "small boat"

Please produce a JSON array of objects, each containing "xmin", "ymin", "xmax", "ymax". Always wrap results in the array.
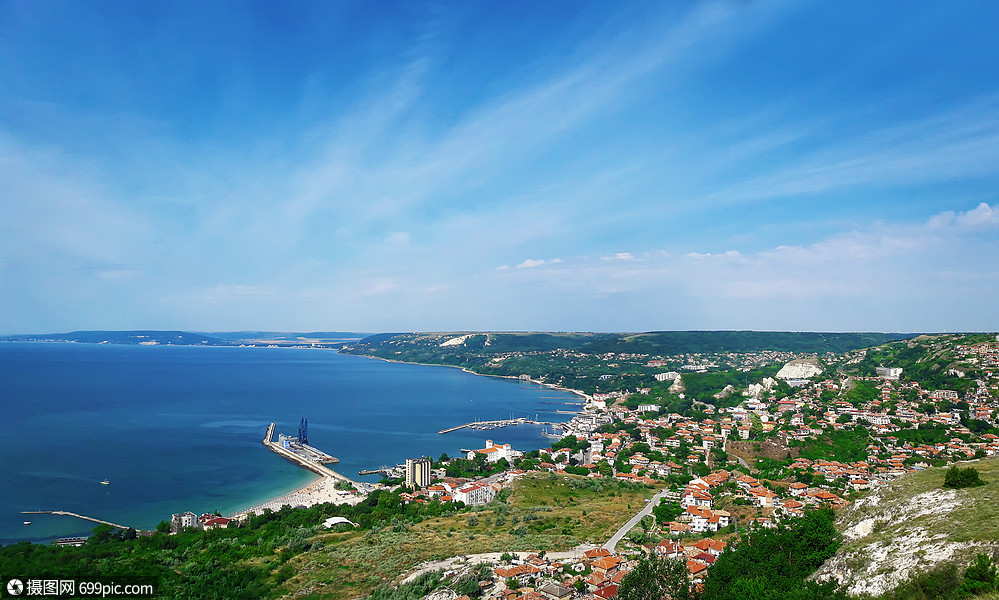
[
  {"xmin": 100, "ymin": 479, "xmax": 110, "ymax": 485},
  {"xmin": 23, "ymin": 521, "xmax": 31, "ymax": 525}
]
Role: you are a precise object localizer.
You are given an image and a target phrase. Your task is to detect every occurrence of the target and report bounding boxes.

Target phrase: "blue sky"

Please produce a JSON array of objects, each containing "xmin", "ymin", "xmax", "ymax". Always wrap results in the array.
[{"xmin": 2, "ymin": 1, "xmax": 998, "ymax": 334}]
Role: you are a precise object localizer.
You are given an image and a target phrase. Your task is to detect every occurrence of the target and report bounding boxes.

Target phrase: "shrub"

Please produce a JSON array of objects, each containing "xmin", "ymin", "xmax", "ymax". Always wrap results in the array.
[{"xmin": 943, "ymin": 466, "xmax": 985, "ymax": 489}]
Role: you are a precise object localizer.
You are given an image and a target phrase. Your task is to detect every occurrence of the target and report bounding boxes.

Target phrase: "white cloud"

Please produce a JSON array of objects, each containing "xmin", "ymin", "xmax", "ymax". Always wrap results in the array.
[
  {"xmin": 484, "ymin": 202, "xmax": 998, "ymax": 330},
  {"xmin": 954, "ymin": 202, "xmax": 999, "ymax": 228},
  {"xmin": 516, "ymin": 259, "xmax": 547, "ymax": 268}
]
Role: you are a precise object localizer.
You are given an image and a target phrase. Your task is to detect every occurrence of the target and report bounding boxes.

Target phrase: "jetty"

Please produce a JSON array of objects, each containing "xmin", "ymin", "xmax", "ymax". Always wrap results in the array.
[
  {"xmin": 359, "ymin": 464, "xmax": 404, "ymax": 478},
  {"xmin": 262, "ymin": 421, "xmax": 361, "ymax": 487},
  {"xmin": 21, "ymin": 510, "xmax": 140, "ymax": 532},
  {"xmin": 438, "ymin": 417, "xmax": 564, "ymax": 435}
]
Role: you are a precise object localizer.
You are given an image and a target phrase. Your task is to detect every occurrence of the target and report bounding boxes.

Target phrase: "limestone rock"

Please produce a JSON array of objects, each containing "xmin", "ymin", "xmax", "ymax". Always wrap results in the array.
[{"xmin": 776, "ymin": 358, "xmax": 823, "ymax": 380}]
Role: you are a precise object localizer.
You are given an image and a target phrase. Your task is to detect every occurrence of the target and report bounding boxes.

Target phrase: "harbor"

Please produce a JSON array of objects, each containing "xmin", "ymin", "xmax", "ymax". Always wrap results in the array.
[
  {"xmin": 261, "ymin": 419, "xmax": 365, "ymax": 489},
  {"xmin": 437, "ymin": 416, "xmax": 565, "ymax": 435}
]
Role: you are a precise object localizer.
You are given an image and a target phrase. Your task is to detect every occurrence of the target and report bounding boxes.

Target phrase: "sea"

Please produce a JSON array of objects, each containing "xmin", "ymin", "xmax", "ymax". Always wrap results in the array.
[{"xmin": 0, "ymin": 342, "xmax": 581, "ymax": 545}]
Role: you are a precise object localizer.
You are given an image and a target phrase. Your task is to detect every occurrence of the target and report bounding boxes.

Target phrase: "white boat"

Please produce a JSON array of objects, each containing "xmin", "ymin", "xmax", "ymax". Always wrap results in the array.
[
  {"xmin": 100, "ymin": 479, "xmax": 110, "ymax": 485},
  {"xmin": 23, "ymin": 521, "xmax": 30, "ymax": 525}
]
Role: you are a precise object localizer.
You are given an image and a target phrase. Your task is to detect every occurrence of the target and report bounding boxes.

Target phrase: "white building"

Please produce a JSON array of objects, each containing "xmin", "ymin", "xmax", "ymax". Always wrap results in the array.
[
  {"xmin": 876, "ymin": 367, "xmax": 903, "ymax": 380},
  {"xmin": 467, "ymin": 440, "xmax": 523, "ymax": 463},
  {"xmin": 170, "ymin": 511, "xmax": 198, "ymax": 533},
  {"xmin": 453, "ymin": 482, "xmax": 496, "ymax": 505}
]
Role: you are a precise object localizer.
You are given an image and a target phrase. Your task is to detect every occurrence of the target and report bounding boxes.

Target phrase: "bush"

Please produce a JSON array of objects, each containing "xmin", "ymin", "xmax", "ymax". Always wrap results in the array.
[
  {"xmin": 943, "ymin": 466, "xmax": 985, "ymax": 489},
  {"xmin": 884, "ymin": 563, "xmax": 960, "ymax": 600}
]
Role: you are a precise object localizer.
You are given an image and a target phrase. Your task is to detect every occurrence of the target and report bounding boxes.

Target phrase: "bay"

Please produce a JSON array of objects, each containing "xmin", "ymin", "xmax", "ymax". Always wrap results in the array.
[{"xmin": 0, "ymin": 342, "xmax": 579, "ymax": 544}]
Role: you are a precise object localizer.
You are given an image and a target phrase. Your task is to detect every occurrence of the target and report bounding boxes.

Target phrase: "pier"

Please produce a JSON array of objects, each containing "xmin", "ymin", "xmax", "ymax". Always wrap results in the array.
[
  {"xmin": 437, "ymin": 417, "xmax": 564, "ymax": 435},
  {"xmin": 262, "ymin": 422, "xmax": 361, "ymax": 487},
  {"xmin": 359, "ymin": 464, "xmax": 404, "ymax": 478},
  {"xmin": 22, "ymin": 511, "xmax": 141, "ymax": 532}
]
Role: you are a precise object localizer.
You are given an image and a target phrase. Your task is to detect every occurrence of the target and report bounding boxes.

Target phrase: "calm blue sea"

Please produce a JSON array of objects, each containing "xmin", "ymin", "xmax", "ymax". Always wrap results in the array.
[{"xmin": 0, "ymin": 343, "xmax": 579, "ymax": 544}]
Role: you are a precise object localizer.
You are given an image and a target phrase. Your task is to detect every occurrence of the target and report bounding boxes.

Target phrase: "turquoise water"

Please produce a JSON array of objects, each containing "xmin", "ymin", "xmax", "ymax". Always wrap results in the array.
[{"xmin": 0, "ymin": 343, "xmax": 579, "ymax": 544}]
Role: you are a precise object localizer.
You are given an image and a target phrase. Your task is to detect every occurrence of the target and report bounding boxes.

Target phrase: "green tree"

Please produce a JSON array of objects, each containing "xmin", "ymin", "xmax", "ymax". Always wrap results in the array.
[
  {"xmin": 617, "ymin": 554, "xmax": 699, "ymax": 600},
  {"xmin": 87, "ymin": 523, "xmax": 115, "ymax": 545},
  {"xmin": 703, "ymin": 509, "xmax": 842, "ymax": 600},
  {"xmin": 653, "ymin": 499, "xmax": 683, "ymax": 523},
  {"xmin": 962, "ymin": 553, "xmax": 999, "ymax": 596},
  {"xmin": 156, "ymin": 520, "xmax": 171, "ymax": 533}
]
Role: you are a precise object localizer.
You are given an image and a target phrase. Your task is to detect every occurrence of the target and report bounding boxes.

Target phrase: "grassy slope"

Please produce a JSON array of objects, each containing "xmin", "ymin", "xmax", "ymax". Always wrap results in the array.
[
  {"xmin": 278, "ymin": 475, "xmax": 653, "ymax": 600},
  {"xmin": 815, "ymin": 459, "xmax": 999, "ymax": 595},
  {"xmin": 840, "ymin": 459, "xmax": 999, "ymax": 547}
]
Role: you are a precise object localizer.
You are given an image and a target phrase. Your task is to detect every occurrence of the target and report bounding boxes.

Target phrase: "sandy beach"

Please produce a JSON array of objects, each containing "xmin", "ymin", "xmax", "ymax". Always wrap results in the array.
[{"xmin": 231, "ymin": 476, "xmax": 366, "ymax": 520}]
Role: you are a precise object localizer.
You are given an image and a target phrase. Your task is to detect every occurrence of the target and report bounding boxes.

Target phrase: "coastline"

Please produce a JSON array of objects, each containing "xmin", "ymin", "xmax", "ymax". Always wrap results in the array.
[
  {"xmin": 231, "ymin": 355, "xmax": 591, "ymax": 518},
  {"xmin": 345, "ymin": 351, "xmax": 592, "ymax": 401},
  {"xmin": 230, "ymin": 475, "xmax": 365, "ymax": 520}
]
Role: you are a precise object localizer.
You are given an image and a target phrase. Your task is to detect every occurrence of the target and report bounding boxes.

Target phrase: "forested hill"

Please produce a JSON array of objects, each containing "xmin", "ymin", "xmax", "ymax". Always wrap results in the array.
[{"xmin": 347, "ymin": 331, "xmax": 916, "ymax": 357}]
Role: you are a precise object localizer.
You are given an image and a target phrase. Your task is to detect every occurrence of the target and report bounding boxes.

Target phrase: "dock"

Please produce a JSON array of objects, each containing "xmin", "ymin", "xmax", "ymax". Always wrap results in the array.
[
  {"xmin": 21, "ymin": 511, "xmax": 141, "ymax": 532},
  {"xmin": 438, "ymin": 417, "xmax": 564, "ymax": 435},
  {"xmin": 262, "ymin": 422, "xmax": 360, "ymax": 487},
  {"xmin": 359, "ymin": 464, "xmax": 404, "ymax": 478}
]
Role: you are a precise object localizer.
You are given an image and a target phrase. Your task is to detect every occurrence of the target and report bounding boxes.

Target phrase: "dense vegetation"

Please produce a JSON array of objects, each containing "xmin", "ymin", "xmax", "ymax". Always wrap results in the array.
[
  {"xmin": 577, "ymin": 331, "xmax": 914, "ymax": 355},
  {"xmin": 703, "ymin": 509, "xmax": 844, "ymax": 600},
  {"xmin": 347, "ymin": 331, "xmax": 913, "ymax": 361},
  {"xmin": 617, "ymin": 554, "xmax": 699, "ymax": 600},
  {"xmin": 792, "ymin": 426, "xmax": 872, "ymax": 464},
  {"xmin": 847, "ymin": 338, "xmax": 981, "ymax": 395},
  {"xmin": 0, "ymin": 489, "xmax": 470, "ymax": 600}
]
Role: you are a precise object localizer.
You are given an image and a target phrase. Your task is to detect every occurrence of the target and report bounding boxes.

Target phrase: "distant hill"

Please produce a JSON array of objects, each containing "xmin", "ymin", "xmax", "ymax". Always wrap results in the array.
[
  {"xmin": 348, "ymin": 331, "xmax": 916, "ymax": 356},
  {"xmin": 0, "ymin": 330, "xmax": 229, "ymax": 345},
  {"xmin": 205, "ymin": 331, "xmax": 369, "ymax": 343},
  {"xmin": 0, "ymin": 330, "xmax": 368, "ymax": 347}
]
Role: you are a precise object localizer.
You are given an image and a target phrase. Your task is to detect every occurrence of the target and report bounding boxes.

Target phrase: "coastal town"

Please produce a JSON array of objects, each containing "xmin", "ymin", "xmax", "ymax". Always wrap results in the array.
[{"xmin": 156, "ymin": 333, "xmax": 999, "ymax": 599}]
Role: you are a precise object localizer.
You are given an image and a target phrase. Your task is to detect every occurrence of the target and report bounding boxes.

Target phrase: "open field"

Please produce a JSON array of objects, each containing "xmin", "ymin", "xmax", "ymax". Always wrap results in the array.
[{"xmin": 276, "ymin": 474, "xmax": 654, "ymax": 600}]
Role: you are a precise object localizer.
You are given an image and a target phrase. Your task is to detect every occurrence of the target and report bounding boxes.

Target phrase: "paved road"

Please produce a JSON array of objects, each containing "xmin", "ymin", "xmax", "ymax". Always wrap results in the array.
[
  {"xmin": 734, "ymin": 455, "xmax": 754, "ymax": 473},
  {"xmin": 603, "ymin": 488, "xmax": 671, "ymax": 552}
]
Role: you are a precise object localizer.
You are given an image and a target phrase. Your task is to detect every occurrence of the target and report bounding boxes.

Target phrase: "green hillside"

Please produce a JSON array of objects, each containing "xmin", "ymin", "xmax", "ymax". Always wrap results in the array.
[{"xmin": 348, "ymin": 331, "xmax": 915, "ymax": 357}]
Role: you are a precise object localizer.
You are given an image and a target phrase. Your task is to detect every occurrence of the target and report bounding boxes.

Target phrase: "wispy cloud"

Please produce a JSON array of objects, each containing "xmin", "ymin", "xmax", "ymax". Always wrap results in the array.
[
  {"xmin": 694, "ymin": 96, "xmax": 999, "ymax": 209},
  {"xmin": 2, "ymin": 2, "xmax": 998, "ymax": 332}
]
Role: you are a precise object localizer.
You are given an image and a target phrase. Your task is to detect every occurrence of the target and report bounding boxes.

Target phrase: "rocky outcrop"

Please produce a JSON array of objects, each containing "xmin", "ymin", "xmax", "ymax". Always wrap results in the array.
[
  {"xmin": 713, "ymin": 384, "xmax": 735, "ymax": 400},
  {"xmin": 669, "ymin": 376, "xmax": 685, "ymax": 394},
  {"xmin": 776, "ymin": 358, "xmax": 823, "ymax": 380},
  {"xmin": 744, "ymin": 377, "xmax": 777, "ymax": 399},
  {"xmin": 811, "ymin": 460, "xmax": 999, "ymax": 596}
]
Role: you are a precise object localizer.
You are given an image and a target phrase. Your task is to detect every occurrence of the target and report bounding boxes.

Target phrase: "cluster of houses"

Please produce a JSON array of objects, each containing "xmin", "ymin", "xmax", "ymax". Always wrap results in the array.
[
  {"xmin": 428, "ymin": 541, "xmax": 735, "ymax": 600},
  {"xmin": 169, "ymin": 511, "xmax": 231, "ymax": 533},
  {"xmin": 383, "ymin": 338, "xmax": 999, "ymax": 596}
]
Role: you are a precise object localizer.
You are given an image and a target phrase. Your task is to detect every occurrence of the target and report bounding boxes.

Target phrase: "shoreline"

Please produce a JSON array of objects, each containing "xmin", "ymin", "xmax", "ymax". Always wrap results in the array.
[
  {"xmin": 345, "ymin": 351, "xmax": 592, "ymax": 402},
  {"xmin": 230, "ymin": 475, "xmax": 365, "ymax": 520},
  {"xmin": 232, "ymin": 355, "xmax": 591, "ymax": 518}
]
